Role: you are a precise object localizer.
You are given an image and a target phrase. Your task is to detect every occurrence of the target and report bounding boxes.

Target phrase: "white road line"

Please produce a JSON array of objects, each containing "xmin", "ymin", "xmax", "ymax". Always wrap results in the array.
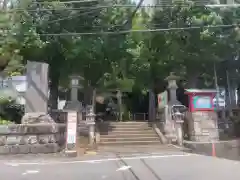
[
  {"xmin": 22, "ymin": 170, "xmax": 39, "ymax": 175},
  {"xmin": 116, "ymin": 165, "xmax": 131, "ymax": 171},
  {"xmin": 5, "ymin": 153, "xmax": 195, "ymax": 166}
]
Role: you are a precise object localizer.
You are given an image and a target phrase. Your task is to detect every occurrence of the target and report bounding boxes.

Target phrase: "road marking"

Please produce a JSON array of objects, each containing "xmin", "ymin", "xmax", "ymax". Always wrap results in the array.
[
  {"xmin": 22, "ymin": 170, "xmax": 39, "ymax": 175},
  {"xmin": 116, "ymin": 165, "xmax": 131, "ymax": 171},
  {"xmin": 5, "ymin": 153, "xmax": 195, "ymax": 166}
]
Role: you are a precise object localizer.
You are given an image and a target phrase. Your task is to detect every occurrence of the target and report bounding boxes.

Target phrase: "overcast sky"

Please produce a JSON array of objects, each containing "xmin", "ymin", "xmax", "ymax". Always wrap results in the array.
[{"xmin": 132, "ymin": 0, "xmax": 154, "ymax": 5}]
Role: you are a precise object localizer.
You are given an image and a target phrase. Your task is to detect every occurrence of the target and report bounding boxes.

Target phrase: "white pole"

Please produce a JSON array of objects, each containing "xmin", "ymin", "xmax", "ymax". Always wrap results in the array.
[{"xmin": 214, "ymin": 63, "xmax": 220, "ymax": 109}]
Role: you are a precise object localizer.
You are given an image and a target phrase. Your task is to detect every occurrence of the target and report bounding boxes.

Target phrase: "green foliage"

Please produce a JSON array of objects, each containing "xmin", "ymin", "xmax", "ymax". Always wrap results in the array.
[
  {"xmin": 0, "ymin": 119, "xmax": 14, "ymax": 125},
  {"xmin": 1, "ymin": 0, "xmax": 240, "ymax": 115}
]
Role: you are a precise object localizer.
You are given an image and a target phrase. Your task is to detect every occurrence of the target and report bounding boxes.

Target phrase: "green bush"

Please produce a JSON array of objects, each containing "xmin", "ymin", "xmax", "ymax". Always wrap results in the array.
[{"xmin": 0, "ymin": 119, "xmax": 14, "ymax": 125}]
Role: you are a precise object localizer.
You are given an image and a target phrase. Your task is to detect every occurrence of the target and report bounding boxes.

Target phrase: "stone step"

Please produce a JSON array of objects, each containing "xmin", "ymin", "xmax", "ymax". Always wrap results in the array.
[
  {"xmin": 101, "ymin": 127, "xmax": 153, "ymax": 130},
  {"xmin": 100, "ymin": 136, "xmax": 160, "ymax": 142},
  {"xmin": 99, "ymin": 140, "xmax": 161, "ymax": 145},
  {"xmin": 100, "ymin": 121, "xmax": 150, "ymax": 125},
  {"xmin": 100, "ymin": 133, "xmax": 158, "ymax": 139},
  {"xmin": 98, "ymin": 122, "xmax": 152, "ymax": 127},
  {"xmin": 100, "ymin": 130, "xmax": 156, "ymax": 135}
]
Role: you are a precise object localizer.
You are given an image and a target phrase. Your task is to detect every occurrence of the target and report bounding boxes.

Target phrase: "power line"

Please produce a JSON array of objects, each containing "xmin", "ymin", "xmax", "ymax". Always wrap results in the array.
[
  {"xmin": 38, "ymin": 24, "xmax": 237, "ymax": 36},
  {"xmin": 32, "ymin": 0, "xmax": 98, "ymax": 4},
  {"xmin": 46, "ymin": 8, "xmax": 100, "ymax": 24}
]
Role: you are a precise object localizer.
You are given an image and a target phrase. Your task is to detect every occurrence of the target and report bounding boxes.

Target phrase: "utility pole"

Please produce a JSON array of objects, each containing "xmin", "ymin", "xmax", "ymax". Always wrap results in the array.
[{"xmin": 214, "ymin": 63, "xmax": 220, "ymax": 109}]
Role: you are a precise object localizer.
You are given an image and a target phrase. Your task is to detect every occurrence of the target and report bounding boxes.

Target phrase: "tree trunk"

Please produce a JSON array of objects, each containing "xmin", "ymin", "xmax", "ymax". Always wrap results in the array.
[
  {"xmin": 186, "ymin": 73, "xmax": 199, "ymax": 88},
  {"xmin": 92, "ymin": 88, "xmax": 97, "ymax": 112},
  {"xmin": 116, "ymin": 90, "xmax": 122, "ymax": 121},
  {"xmin": 84, "ymin": 84, "xmax": 93, "ymax": 106},
  {"xmin": 49, "ymin": 67, "xmax": 60, "ymax": 110}
]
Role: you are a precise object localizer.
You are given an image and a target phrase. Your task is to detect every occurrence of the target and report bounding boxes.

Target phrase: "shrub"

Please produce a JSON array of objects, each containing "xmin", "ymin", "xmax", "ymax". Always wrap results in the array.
[{"xmin": 0, "ymin": 119, "xmax": 14, "ymax": 125}]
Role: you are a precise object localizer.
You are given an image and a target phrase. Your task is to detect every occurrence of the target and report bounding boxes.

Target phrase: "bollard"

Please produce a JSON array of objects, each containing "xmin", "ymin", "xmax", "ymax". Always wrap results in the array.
[
  {"xmin": 89, "ymin": 124, "xmax": 95, "ymax": 146},
  {"xmin": 212, "ymin": 142, "xmax": 216, "ymax": 157},
  {"xmin": 65, "ymin": 111, "xmax": 78, "ymax": 157}
]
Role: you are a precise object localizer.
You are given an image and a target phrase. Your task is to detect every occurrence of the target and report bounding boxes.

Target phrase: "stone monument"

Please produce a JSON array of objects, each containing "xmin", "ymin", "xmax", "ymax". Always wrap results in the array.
[{"xmin": 21, "ymin": 61, "xmax": 55, "ymax": 125}]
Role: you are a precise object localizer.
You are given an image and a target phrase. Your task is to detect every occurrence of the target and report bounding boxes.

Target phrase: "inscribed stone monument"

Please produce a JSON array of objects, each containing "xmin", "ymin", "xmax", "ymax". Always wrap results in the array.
[
  {"xmin": 25, "ymin": 61, "xmax": 48, "ymax": 113},
  {"xmin": 22, "ymin": 61, "xmax": 55, "ymax": 125}
]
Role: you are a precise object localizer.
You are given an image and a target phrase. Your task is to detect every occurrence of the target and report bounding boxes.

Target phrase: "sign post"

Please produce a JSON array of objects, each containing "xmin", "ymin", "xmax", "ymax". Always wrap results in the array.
[{"xmin": 65, "ymin": 110, "xmax": 78, "ymax": 156}]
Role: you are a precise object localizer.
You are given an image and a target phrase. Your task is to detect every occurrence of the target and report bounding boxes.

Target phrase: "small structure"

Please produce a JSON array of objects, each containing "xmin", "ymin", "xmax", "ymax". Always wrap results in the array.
[
  {"xmin": 185, "ymin": 89, "xmax": 219, "ymax": 142},
  {"xmin": 185, "ymin": 89, "xmax": 216, "ymax": 112}
]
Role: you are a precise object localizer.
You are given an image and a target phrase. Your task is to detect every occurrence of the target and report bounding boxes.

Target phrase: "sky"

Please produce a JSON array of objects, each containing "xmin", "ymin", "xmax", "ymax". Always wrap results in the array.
[{"xmin": 132, "ymin": 0, "xmax": 155, "ymax": 5}]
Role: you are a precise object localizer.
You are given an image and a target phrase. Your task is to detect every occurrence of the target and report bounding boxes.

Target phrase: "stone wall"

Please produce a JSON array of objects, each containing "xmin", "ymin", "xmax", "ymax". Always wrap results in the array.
[
  {"xmin": 0, "ymin": 124, "xmax": 66, "ymax": 155},
  {"xmin": 186, "ymin": 111, "xmax": 219, "ymax": 142}
]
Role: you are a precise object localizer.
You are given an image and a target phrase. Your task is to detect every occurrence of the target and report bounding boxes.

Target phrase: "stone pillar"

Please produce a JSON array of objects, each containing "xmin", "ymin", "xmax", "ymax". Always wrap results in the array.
[
  {"xmin": 25, "ymin": 61, "xmax": 49, "ymax": 114},
  {"xmin": 22, "ymin": 61, "xmax": 55, "ymax": 124},
  {"xmin": 86, "ymin": 105, "xmax": 95, "ymax": 146}
]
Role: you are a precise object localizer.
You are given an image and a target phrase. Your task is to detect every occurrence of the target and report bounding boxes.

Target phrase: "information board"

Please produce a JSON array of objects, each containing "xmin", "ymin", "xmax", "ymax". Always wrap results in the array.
[
  {"xmin": 193, "ymin": 95, "xmax": 212, "ymax": 109},
  {"xmin": 66, "ymin": 111, "xmax": 77, "ymax": 144}
]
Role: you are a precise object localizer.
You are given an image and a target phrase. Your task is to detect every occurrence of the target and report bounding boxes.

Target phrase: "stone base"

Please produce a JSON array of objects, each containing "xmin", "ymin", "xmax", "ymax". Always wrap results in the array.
[
  {"xmin": 63, "ymin": 101, "xmax": 82, "ymax": 111},
  {"xmin": 21, "ymin": 112, "xmax": 56, "ymax": 124},
  {"xmin": 64, "ymin": 150, "xmax": 78, "ymax": 157},
  {"xmin": 187, "ymin": 111, "xmax": 219, "ymax": 142},
  {"xmin": 0, "ymin": 143, "xmax": 60, "ymax": 155}
]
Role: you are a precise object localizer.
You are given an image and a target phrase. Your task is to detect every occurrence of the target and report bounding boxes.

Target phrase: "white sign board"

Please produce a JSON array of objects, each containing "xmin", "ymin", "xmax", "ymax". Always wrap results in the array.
[{"xmin": 66, "ymin": 111, "xmax": 77, "ymax": 144}]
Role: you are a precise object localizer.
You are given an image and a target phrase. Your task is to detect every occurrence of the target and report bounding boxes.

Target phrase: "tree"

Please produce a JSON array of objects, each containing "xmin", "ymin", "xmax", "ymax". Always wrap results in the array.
[{"xmin": 139, "ymin": 0, "xmax": 228, "ymax": 90}]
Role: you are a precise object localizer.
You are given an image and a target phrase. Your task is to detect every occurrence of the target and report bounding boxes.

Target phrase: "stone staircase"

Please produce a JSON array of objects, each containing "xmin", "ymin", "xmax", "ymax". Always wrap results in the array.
[{"xmin": 97, "ymin": 122, "xmax": 162, "ymax": 145}]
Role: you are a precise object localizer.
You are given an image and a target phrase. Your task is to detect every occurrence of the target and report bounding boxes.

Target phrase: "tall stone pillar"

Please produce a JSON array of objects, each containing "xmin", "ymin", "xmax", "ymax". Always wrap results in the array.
[{"xmin": 25, "ymin": 61, "xmax": 49, "ymax": 114}]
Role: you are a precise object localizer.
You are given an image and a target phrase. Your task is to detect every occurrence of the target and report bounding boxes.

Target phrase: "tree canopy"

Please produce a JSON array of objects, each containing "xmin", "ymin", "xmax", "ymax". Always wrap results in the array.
[{"xmin": 1, "ymin": 0, "xmax": 240, "ymax": 114}]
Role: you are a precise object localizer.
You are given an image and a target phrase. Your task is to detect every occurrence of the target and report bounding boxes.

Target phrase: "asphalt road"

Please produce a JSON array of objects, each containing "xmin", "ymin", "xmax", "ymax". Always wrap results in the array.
[{"xmin": 1, "ymin": 150, "xmax": 240, "ymax": 180}]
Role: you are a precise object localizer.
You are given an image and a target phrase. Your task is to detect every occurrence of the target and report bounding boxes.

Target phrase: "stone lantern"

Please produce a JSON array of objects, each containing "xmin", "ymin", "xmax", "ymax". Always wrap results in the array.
[
  {"xmin": 64, "ymin": 75, "xmax": 83, "ymax": 111},
  {"xmin": 165, "ymin": 72, "xmax": 181, "ymax": 105},
  {"xmin": 70, "ymin": 75, "xmax": 83, "ymax": 101}
]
